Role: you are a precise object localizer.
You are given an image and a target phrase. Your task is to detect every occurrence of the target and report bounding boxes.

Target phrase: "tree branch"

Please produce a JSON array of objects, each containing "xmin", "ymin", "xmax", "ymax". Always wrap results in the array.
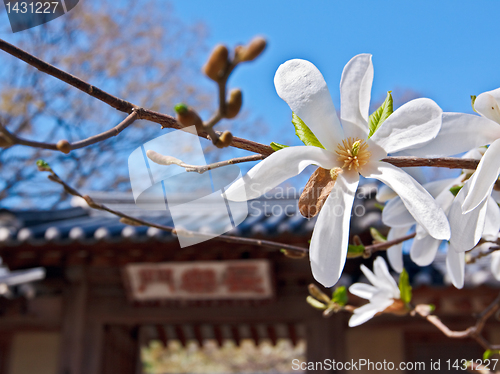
[
  {"xmin": 41, "ymin": 168, "xmax": 308, "ymax": 254},
  {"xmin": 0, "ymin": 38, "xmax": 486, "ymax": 170},
  {"xmin": 0, "ymin": 111, "xmax": 138, "ymax": 152}
]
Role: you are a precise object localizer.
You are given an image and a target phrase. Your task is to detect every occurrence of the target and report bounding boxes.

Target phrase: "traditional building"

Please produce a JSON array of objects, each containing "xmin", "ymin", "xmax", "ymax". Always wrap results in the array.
[{"xmin": 0, "ymin": 189, "xmax": 499, "ymax": 374}]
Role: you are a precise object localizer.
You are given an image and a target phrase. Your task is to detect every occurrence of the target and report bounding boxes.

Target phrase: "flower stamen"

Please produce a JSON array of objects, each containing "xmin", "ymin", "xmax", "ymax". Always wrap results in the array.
[{"xmin": 335, "ymin": 137, "xmax": 371, "ymax": 172}]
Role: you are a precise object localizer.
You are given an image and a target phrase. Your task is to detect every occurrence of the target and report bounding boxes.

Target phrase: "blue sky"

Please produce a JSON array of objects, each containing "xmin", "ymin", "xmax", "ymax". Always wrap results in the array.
[{"xmin": 174, "ymin": 0, "xmax": 500, "ymax": 148}]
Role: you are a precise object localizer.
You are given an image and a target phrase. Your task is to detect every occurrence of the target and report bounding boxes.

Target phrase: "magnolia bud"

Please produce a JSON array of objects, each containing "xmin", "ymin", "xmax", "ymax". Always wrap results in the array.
[
  {"xmin": 0, "ymin": 134, "xmax": 12, "ymax": 148},
  {"xmin": 203, "ymin": 44, "xmax": 229, "ymax": 81},
  {"xmin": 281, "ymin": 249, "xmax": 306, "ymax": 259},
  {"xmin": 215, "ymin": 131, "xmax": 233, "ymax": 148},
  {"xmin": 308, "ymin": 284, "xmax": 331, "ymax": 304},
  {"xmin": 225, "ymin": 89, "xmax": 242, "ymax": 119},
  {"xmin": 239, "ymin": 37, "xmax": 266, "ymax": 62},
  {"xmin": 56, "ymin": 140, "xmax": 71, "ymax": 154},
  {"xmin": 174, "ymin": 103, "xmax": 203, "ymax": 129}
]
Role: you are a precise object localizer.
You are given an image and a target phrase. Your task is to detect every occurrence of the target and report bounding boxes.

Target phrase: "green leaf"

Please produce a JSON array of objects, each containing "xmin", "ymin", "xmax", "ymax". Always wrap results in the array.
[
  {"xmin": 483, "ymin": 350, "xmax": 500, "ymax": 360},
  {"xmin": 270, "ymin": 142, "xmax": 289, "ymax": 151},
  {"xmin": 368, "ymin": 91, "xmax": 393, "ymax": 138},
  {"xmin": 471, "ymin": 95, "xmax": 478, "ymax": 113},
  {"xmin": 292, "ymin": 113, "xmax": 324, "ymax": 148},
  {"xmin": 398, "ymin": 268, "xmax": 412, "ymax": 304},
  {"xmin": 370, "ymin": 227, "xmax": 387, "ymax": 243},
  {"xmin": 374, "ymin": 203, "xmax": 385, "ymax": 211},
  {"xmin": 174, "ymin": 103, "xmax": 188, "ymax": 114},
  {"xmin": 332, "ymin": 286, "xmax": 348, "ymax": 306},
  {"xmin": 347, "ymin": 243, "xmax": 365, "ymax": 258},
  {"xmin": 449, "ymin": 185, "xmax": 463, "ymax": 197},
  {"xmin": 306, "ymin": 296, "xmax": 327, "ymax": 310}
]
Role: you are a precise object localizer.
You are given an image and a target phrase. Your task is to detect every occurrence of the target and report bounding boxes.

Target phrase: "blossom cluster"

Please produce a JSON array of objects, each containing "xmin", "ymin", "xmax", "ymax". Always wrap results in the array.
[{"xmin": 225, "ymin": 54, "xmax": 500, "ymax": 296}]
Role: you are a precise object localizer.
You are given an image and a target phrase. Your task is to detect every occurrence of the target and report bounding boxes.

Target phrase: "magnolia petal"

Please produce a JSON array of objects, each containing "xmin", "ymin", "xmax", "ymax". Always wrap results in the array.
[
  {"xmin": 402, "ymin": 113, "xmax": 500, "ymax": 157},
  {"xmin": 386, "ymin": 226, "xmax": 412, "ymax": 273},
  {"xmin": 491, "ymin": 252, "xmax": 500, "ymax": 281},
  {"xmin": 340, "ymin": 54, "xmax": 373, "ymax": 139},
  {"xmin": 382, "ymin": 197, "xmax": 416, "ymax": 227},
  {"xmin": 475, "ymin": 88, "xmax": 500, "ymax": 124},
  {"xmin": 449, "ymin": 179, "xmax": 488, "ymax": 252},
  {"xmin": 463, "ymin": 138, "xmax": 500, "ymax": 213},
  {"xmin": 348, "ymin": 298, "xmax": 394, "ymax": 327},
  {"xmin": 309, "ymin": 171, "xmax": 359, "ymax": 287},
  {"xmin": 363, "ymin": 161, "xmax": 450, "ymax": 240},
  {"xmin": 376, "ymin": 184, "xmax": 397, "ymax": 202},
  {"xmin": 274, "ymin": 59, "xmax": 343, "ymax": 151},
  {"xmin": 446, "ymin": 244, "xmax": 465, "ymax": 289},
  {"xmin": 373, "ymin": 257, "xmax": 400, "ymax": 298},
  {"xmin": 483, "ymin": 197, "xmax": 500, "ymax": 237},
  {"xmin": 370, "ymin": 98, "xmax": 442, "ymax": 154},
  {"xmin": 225, "ymin": 146, "xmax": 339, "ymax": 202},
  {"xmin": 349, "ymin": 283, "xmax": 378, "ymax": 300},
  {"xmin": 410, "ymin": 232, "xmax": 441, "ymax": 267}
]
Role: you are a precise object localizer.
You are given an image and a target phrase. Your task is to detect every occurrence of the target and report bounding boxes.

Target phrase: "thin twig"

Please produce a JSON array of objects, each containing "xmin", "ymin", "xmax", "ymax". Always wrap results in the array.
[
  {"xmin": 363, "ymin": 233, "xmax": 416, "ymax": 257},
  {"xmin": 413, "ymin": 293, "xmax": 500, "ymax": 351},
  {"xmin": 0, "ymin": 111, "xmax": 138, "ymax": 152},
  {"xmin": 381, "ymin": 156, "xmax": 480, "ymax": 170},
  {"xmin": 147, "ymin": 152, "xmax": 264, "ymax": 174},
  {"xmin": 42, "ymin": 169, "xmax": 308, "ymax": 254}
]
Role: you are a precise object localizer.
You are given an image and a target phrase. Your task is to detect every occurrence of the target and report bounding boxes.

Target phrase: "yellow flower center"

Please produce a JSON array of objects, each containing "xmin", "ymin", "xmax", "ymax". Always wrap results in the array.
[{"xmin": 335, "ymin": 137, "xmax": 371, "ymax": 172}]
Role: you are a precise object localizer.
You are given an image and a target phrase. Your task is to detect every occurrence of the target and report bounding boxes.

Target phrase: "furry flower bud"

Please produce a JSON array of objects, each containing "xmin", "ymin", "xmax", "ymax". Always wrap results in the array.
[
  {"xmin": 56, "ymin": 140, "xmax": 71, "ymax": 154},
  {"xmin": 203, "ymin": 44, "xmax": 229, "ymax": 81},
  {"xmin": 225, "ymin": 89, "xmax": 242, "ymax": 119}
]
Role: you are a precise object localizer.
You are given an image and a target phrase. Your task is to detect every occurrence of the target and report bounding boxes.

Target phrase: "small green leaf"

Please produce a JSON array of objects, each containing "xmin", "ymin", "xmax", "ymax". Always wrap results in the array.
[
  {"xmin": 36, "ymin": 160, "xmax": 49, "ymax": 168},
  {"xmin": 483, "ymin": 349, "xmax": 500, "ymax": 360},
  {"xmin": 471, "ymin": 95, "xmax": 478, "ymax": 113},
  {"xmin": 398, "ymin": 268, "xmax": 412, "ymax": 304},
  {"xmin": 374, "ymin": 203, "xmax": 385, "ymax": 211},
  {"xmin": 174, "ymin": 103, "xmax": 188, "ymax": 114},
  {"xmin": 347, "ymin": 243, "xmax": 365, "ymax": 258},
  {"xmin": 270, "ymin": 142, "xmax": 289, "ymax": 151},
  {"xmin": 370, "ymin": 227, "xmax": 387, "ymax": 243},
  {"xmin": 292, "ymin": 113, "xmax": 324, "ymax": 148},
  {"xmin": 449, "ymin": 185, "xmax": 463, "ymax": 197},
  {"xmin": 368, "ymin": 91, "xmax": 393, "ymax": 138},
  {"xmin": 332, "ymin": 286, "xmax": 348, "ymax": 306},
  {"xmin": 306, "ymin": 296, "xmax": 327, "ymax": 310}
]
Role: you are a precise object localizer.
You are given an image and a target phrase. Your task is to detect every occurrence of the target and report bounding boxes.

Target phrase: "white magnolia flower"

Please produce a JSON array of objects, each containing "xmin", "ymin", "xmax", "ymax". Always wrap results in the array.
[
  {"xmin": 382, "ymin": 149, "xmax": 500, "ymax": 288},
  {"xmin": 403, "ymin": 87, "xmax": 500, "ymax": 215},
  {"xmin": 225, "ymin": 54, "xmax": 450, "ymax": 287},
  {"xmin": 348, "ymin": 257, "xmax": 401, "ymax": 327}
]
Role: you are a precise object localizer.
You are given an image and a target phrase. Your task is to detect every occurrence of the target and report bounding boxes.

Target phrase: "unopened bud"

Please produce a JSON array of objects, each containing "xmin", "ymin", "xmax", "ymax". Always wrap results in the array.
[
  {"xmin": 308, "ymin": 284, "xmax": 331, "ymax": 304},
  {"xmin": 174, "ymin": 103, "xmax": 203, "ymax": 129},
  {"xmin": 225, "ymin": 89, "xmax": 242, "ymax": 119},
  {"xmin": 239, "ymin": 37, "xmax": 266, "ymax": 62},
  {"xmin": 56, "ymin": 140, "xmax": 71, "ymax": 154},
  {"xmin": 36, "ymin": 159, "xmax": 52, "ymax": 172},
  {"xmin": 0, "ymin": 134, "xmax": 12, "ymax": 148},
  {"xmin": 215, "ymin": 131, "xmax": 233, "ymax": 148},
  {"xmin": 281, "ymin": 249, "xmax": 306, "ymax": 259},
  {"xmin": 203, "ymin": 44, "xmax": 229, "ymax": 81},
  {"xmin": 306, "ymin": 296, "xmax": 327, "ymax": 311}
]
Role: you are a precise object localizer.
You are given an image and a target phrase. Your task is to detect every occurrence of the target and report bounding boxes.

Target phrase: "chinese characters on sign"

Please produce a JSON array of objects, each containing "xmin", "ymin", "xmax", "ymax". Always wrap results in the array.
[{"xmin": 124, "ymin": 260, "xmax": 273, "ymax": 301}]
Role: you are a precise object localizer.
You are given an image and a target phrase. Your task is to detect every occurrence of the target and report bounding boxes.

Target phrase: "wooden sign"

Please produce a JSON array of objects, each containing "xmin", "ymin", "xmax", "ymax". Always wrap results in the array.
[{"xmin": 123, "ymin": 260, "xmax": 273, "ymax": 301}]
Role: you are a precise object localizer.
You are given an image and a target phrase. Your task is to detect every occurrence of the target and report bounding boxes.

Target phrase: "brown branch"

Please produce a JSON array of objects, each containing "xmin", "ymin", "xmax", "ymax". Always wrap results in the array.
[
  {"xmin": 42, "ymin": 169, "xmax": 308, "ymax": 254},
  {"xmin": 0, "ymin": 111, "xmax": 138, "ymax": 152},
  {"xmin": 382, "ymin": 156, "xmax": 480, "ymax": 170},
  {"xmin": 413, "ymin": 293, "xmax": 500, "ymax": 351},
  {"xmin": 0, "ymin": 39, "xmax": 486, "ymax": 169},
  {"xmin": 363, "ymin": 233, "xmax": 416, "ymax": 257}
]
